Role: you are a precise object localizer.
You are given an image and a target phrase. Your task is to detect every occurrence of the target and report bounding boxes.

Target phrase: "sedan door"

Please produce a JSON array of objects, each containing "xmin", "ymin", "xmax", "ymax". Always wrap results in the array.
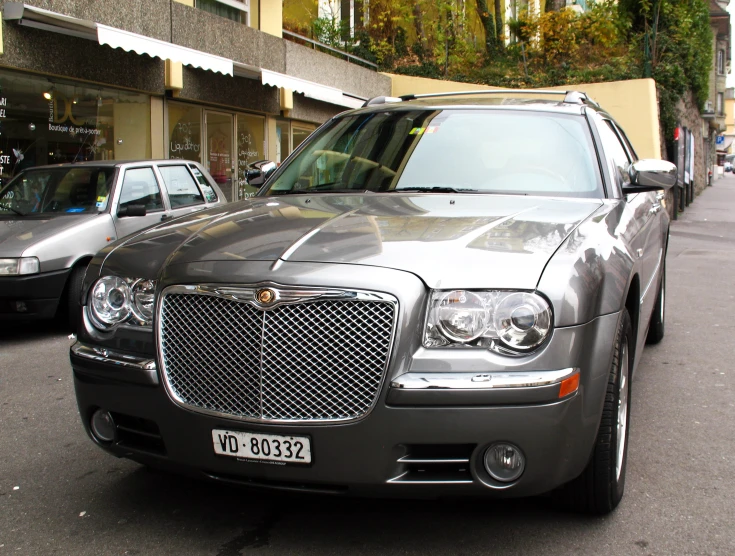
[{"xmin": 113, "ymin": 166, "xmax": 171, "ymax": 240}]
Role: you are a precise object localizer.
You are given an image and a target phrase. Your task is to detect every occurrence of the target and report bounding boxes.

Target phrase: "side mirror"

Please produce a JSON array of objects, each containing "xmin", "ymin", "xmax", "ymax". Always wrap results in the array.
[
  {"xmin": 246, "ymin": 160, "xmax": 278, "ymax": 188},
  {"xmin": 623, "ymin": 159, "xmax": 677, "ymax": 193},
  {"xmin": 117, "ymin": 204, "xmax": 147, "ymax": 218}
]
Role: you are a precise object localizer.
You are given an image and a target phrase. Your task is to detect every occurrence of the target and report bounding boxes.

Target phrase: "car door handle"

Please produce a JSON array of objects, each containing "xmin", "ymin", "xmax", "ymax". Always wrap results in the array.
[
  {"xmin": 649, "ymin": 204, "xmax": 661, "ymax": 215},
  {"xmin": 161, "ymin": 214, "xmax": 170, "ymax": 221},
  {"xmin": 656, "ymin": 192, "xmax": 665, "ymax": 200}
]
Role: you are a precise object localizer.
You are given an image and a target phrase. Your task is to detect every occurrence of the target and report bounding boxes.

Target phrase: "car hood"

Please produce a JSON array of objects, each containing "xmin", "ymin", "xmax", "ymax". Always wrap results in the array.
[
  {"xmin": 0, "ymin": 214, "xmax": 98, "ymax": 257},
  {"xmin": 111, "ymin": 194, "xmax": 603, "ymax": 289}
]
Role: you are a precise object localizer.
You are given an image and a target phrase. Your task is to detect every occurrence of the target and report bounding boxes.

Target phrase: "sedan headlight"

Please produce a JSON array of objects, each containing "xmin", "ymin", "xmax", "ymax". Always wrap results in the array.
[
  {"xmin": 89, "ymin": 276, "xmax": 157, "ymax": 329},
  {"xmin": 0, "ymin": 257, "xmax": 40, "ymax": 275},
  {"xmin": 424, "ymin": 290, "xmax": 552, "ymax": 354}
]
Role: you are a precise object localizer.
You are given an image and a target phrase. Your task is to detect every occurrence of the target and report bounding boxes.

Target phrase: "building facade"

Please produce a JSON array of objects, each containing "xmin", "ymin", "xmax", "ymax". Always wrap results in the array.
[
  {"xmin": 706, "ymin": 0, "xmax": 731, "ymax": 177},
  {"xmin": 0, "ymin": 0, "xmax": 391, "ymax": 201}
]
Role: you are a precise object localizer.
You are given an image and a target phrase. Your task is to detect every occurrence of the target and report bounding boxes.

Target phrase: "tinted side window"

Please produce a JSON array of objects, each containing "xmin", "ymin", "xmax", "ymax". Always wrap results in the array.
[
  {"xmin": 119, "ymin": 167, "xmax": 163, "ymax": 211},
  {"xmin": 597, "ymin": 120, "xmax": 631, "ymax": 187},
  {"xmin": 159, "ymin": 165, "xmax": 204, "ymax": 208},
  {"xmin": 188, "ymin": 164, "xmax": 218, "ymax": 202}
]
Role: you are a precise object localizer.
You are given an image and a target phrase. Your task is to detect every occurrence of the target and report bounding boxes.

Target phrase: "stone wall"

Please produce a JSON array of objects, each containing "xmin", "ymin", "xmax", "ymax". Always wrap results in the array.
[{"xmin": 667, "ymin": 92, "xmax": 710, "ymax": 219}]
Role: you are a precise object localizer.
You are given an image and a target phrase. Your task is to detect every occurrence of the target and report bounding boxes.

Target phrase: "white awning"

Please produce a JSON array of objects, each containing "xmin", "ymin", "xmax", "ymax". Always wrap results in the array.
[
  {"xmin": 4, "ymin": 2, "xmax": 233, "ymax": 75},
  {"xmin": 97, "ymin": 25, "xmax": 233, "ymax": 75},
  {"xmin": 261, "ymin": 69, "xmax": 364, "ymax": 109}
]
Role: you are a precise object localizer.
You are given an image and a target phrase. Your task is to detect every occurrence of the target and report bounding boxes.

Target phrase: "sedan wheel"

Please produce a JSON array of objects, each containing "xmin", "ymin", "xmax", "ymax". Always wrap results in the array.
[{"xmin": 557, "ymin": 310, "xmax": 633, "ymax": 515}]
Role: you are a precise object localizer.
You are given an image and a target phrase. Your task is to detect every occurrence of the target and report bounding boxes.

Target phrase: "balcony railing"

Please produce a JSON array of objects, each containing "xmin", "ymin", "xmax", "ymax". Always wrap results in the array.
[{"xmin": 282, "ymin": 30, "xmax": 378, "ymax": 70}]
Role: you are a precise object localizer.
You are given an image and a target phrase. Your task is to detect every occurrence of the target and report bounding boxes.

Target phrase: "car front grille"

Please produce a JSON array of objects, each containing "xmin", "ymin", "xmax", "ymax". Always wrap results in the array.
[{"xmin": 158, "ymin": 287, "xmax": 397, "ymax": 423}]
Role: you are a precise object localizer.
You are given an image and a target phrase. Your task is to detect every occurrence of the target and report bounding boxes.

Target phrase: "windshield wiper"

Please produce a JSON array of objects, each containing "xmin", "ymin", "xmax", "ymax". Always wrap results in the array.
[
  {"xmin": 0, "ymin": 202, "xmax": 25, "ymax": 217},
  {"xmin": 271, "ymin": 188, "xmax": 374, "ymax": 195},
  {"xmin": 390, "ymin": 186, "xmax": 477, "ymax": 193}
]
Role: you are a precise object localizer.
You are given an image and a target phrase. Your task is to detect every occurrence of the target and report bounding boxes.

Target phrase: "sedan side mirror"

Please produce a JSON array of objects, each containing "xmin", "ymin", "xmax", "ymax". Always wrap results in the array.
[
  {"xmin": 117, "ymin": 204, "xmax": 147, "ymax": 218},
  {"xmin": 246, "ymin": 160, "xmax": 278, "ymax": 188},
  {"xmin": 623, "ymin": 159, "xmax": 677, "ymax": 193}
]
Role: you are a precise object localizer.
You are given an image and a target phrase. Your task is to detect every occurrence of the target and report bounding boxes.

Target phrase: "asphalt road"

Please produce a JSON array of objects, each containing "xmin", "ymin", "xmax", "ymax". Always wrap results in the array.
[{"xmin": 2, "ymin": 178, "xmax": 735, "ymax": 555}]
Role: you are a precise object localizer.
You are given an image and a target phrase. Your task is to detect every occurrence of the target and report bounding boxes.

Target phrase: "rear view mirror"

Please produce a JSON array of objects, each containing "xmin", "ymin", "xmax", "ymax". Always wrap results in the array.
[
  {"xmin": 623, "ymin": 159, "xmax": 677, "ymax": 193},
  {"xmin": 117, "ymin": 204, "xmax": 147, "ymax": 218},
  {"xmin": 246, "ymin": 160, "xmax": 278, "ymax": 188}
]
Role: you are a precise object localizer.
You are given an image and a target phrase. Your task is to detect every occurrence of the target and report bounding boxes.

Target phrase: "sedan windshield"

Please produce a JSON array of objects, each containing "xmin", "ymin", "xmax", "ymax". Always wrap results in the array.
[
  {"xmin": 265, "ymin": 109, "xmax": 601, "ymax": 198},
  {"xmin": 0, "ymin": 166, "xmax": 116, "ymax": 216}
]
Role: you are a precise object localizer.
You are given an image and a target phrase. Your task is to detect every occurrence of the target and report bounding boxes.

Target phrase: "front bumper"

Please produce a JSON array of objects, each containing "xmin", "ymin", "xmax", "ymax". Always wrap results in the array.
[
  {"xmin": 71, "ymin": 311, "xmax": 620, "ymax": 498},
  {"xmin": 0, "ymin": 268, "xmax": 70, "ymax": 320}
]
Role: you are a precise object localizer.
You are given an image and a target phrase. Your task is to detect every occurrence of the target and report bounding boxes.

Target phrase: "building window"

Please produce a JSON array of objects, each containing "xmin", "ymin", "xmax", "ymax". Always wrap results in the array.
[
  {"xmin": 718, "ymin": 50, "xmax": 726, "ymax": 75},
  {"xmin": 195, "ymin": 0, "xmax": 249, "ymax": 25},
  {"xmin": 717, "ymin": 92, "xmax": 724, "ymax": 116},
  {"xmin": 0, "ymin": 69, "xmax": 151, "ymax": 185}
]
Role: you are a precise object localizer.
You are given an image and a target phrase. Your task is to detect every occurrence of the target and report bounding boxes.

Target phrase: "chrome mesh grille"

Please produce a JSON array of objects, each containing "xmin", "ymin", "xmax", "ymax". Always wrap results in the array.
[{"xmin": 159, "ymin": 291, "xmax": 396, "ymax": 422}]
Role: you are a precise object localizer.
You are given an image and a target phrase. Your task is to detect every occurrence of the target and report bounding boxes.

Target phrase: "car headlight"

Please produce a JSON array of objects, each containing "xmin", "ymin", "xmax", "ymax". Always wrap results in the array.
[
  {"xmin": 424, "ymin": 290, "xmax": 552, "ymax": 354},
  {"xmin": 89, "ymin": 276, "xmax": 157, "ymax": 329},
  {"xmin": 0, "ymin": 257, "xmax": 40, "ymax": 275}
]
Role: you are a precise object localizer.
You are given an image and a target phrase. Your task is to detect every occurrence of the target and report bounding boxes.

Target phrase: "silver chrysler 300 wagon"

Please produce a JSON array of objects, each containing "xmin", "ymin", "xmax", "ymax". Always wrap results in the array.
[
  {"xmin": 70, "ymin": 90, "xmax": 675, "ymax": 514},
  {"xmin": 0, "ymin": 160, "xmax": 224, "ymax": 325}
]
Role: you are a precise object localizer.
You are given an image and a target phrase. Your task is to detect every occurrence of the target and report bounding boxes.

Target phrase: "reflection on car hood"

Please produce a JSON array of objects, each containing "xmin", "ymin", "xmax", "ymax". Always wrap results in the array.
[
  {"xmin": 110, "ymin": 194, "xmax": 603, "ymax": 289},
  {"xmin": 0, "ymin": 214, "xmax": 98, "ymax": 257}
]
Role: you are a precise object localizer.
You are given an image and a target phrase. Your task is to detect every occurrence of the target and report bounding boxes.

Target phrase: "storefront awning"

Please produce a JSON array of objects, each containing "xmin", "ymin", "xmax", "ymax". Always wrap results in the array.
[
  {"xmin": 97, "ymin": 25, "xmax": 233, "ymax": 75},
  {"xmin": 3, "ymin": 2, "xmax": 233, "ymax": 75},
  {"xmin": 261, "ymin": 70, "xmax": 364, "ymax": 109}
]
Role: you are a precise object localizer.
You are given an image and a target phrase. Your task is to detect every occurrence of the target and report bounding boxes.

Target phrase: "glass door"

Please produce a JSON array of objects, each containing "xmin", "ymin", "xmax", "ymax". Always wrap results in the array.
[
  {"xmin": 237, "ymin": 113, "xmax": 266, "ymax": 199},
  {"xmin": 205, "ymin": 111, "xmax": 234, "ymax": 201}
]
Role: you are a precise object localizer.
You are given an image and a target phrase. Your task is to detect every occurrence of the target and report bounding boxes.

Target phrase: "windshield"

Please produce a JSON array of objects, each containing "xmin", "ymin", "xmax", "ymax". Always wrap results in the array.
[
  {"xmin": 0, "ymin": 166, "xmax": 116, "ymax": 216},
  {"xmin": 264, "ymin": 109, "xmax": 601, "ymax": 198}
]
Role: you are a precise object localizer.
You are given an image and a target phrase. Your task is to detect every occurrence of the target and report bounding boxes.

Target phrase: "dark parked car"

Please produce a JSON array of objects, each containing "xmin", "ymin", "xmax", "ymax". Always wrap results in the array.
[
  {"xmin": 0, "ymin": 160, "xmax": 225, "ymax": 325},
  {"xmin": 70, "ymin": 90, "xmax": 674, "ymax": 514}
]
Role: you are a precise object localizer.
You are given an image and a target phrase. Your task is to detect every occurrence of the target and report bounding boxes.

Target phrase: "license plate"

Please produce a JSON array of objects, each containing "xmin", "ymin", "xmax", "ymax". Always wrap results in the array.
[{"xmin": 212, "ymin": 429, "xmax": 312, "ymax": 465}]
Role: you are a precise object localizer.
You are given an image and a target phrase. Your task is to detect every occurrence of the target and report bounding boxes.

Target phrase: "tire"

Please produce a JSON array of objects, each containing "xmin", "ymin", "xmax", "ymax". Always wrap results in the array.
[
  {"xmin": 66, "ymin": 263, "xmax": 88, "ymax": 332},
  {"xmin": 556, "ymin": 310, "xmax": 634, "ymax": 515},
  {"xmin": 646, "ymin": 261, "xmax": 665, "ymax": 345}
]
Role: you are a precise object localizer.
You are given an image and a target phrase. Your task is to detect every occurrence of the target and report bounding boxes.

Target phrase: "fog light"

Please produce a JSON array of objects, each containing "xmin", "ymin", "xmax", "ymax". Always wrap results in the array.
[
  {"xmin": 15, "ymin": 301, "xmax": 27, "ymax": 313},
  {"xmin": 483, "ymin": 443, "xmax": 525, "ymax": 482},
  {"xmin": 90, "ymin": 409, "xmax": 116, "ymax": 443}
]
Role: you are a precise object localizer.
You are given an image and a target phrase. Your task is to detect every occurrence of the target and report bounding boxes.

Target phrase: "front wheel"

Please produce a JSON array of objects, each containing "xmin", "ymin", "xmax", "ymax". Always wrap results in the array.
[
  {"xmin": 65, "ymin": 264, "xmax": 88, "ymax": 332},
  {"xmin": 556, "ymin": 310, "xmax": 633, "ymax": 515}
]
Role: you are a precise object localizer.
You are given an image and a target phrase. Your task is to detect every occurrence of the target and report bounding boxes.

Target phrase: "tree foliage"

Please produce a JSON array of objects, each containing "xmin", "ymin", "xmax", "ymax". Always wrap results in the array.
[{"xmin": 284, "ymin": 0, "xmax": 714, "ymax": 153}]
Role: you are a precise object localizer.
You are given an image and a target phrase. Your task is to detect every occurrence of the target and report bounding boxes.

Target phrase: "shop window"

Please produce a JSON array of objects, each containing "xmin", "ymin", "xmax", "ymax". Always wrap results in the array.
[
  {"xmin": 159, "ymin": 165, "xmax": 204, "ymax": 207},
  {"xmin": 292, "ymin": 126, "xmax": 314, "ymax": 152},
  {"xmin": 0, "ymin": 69, "xmax": 150, "ymax": 185},
  {"xmin": 237, "ymin": 113, "xmax": 265, "ymax": 198},
  {"xmin": 119, "ymin": 167, "xmax": 163, "ymax": 211},
  {"xmin": 168, "ymin": 103, "xmax": 202, "ymax": 163},
  {"xmin": 276, "ymin": 120, "xmax": 290, "ymax": 164}
]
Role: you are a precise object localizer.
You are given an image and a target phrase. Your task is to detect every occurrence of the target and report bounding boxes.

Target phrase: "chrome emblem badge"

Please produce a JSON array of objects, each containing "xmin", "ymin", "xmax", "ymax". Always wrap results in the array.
[{"xmin": 255, "ymin": 288, "xmax": 276, "ymax": 305}]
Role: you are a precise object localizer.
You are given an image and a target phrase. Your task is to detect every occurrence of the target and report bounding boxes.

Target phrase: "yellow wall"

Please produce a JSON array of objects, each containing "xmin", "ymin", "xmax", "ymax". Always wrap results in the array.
[
  {"xmin": 173, "ymin": 0, "xmax": 194, "ymax": 6},
  {"xmin": 725, "ymin": 97, "xmax": 735, "ymax": 136},
  {"xmin": 259, "ymin": 0, "xmax": 282, "ymax": 37},
  {"xmin": 385, "ymin": 74, "xmax": 662, "ymax": 160}
]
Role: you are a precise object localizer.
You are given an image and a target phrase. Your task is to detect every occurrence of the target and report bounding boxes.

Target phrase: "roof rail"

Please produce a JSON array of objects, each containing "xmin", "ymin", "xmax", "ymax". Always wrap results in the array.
[
  {"xmin": 361, "ymin": 96, "xmax": 403, "ymax": 107},
  {"xmin": 393, "ymin": 89, "xmax": 599, "ymax": 107}
]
